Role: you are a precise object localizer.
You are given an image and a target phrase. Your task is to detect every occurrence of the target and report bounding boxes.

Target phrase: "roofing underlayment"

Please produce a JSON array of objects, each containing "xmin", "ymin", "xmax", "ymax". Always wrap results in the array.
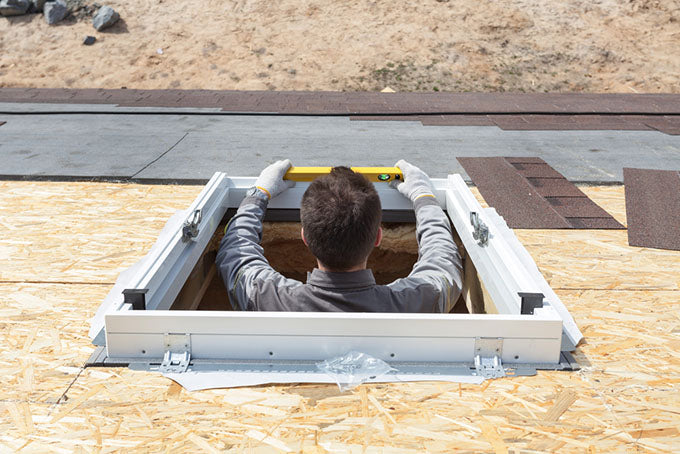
[
  {"xmin": 1, "ymin": 91, "xmax": 679, "ymax": 451},
  {"xmin": 1, "ymin": 90, "xmax": 680, "ymax": 183}
]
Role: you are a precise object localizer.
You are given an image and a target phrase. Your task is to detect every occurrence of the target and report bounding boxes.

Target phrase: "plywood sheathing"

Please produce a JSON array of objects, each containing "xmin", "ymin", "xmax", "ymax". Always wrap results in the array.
[{"xmin": 1, "ymin": 182, "xmax": 678, "ymax": 453}]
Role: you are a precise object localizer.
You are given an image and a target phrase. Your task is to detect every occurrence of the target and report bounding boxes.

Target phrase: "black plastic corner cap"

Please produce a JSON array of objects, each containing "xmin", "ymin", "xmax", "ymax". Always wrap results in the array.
[
  {"xmin": 518, "ymin": 292, "xmax": 544, "ymax": 315},
  {"xmin": 123, "ymin": 288, "xmax": 149, "ymax": 310}
]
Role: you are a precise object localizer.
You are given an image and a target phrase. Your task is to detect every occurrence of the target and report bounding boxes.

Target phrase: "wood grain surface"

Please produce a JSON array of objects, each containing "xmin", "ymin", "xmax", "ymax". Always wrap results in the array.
[{"xmin": 0, "ymin": 181, "xmax": 678, "ymax": 453}]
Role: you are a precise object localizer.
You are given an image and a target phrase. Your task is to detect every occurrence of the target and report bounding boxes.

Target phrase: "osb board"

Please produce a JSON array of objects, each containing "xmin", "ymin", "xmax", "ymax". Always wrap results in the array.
[
  {"xmin": 1, "ymin": 181, "xmax": 679, "ymax": 453},
  {"xmin": 0, "ymin": 283, "xmax": 110, "ymax": 405},
  {"xmin": 0, "ymin": 182, "xmax": 203, "ymax": 284}
]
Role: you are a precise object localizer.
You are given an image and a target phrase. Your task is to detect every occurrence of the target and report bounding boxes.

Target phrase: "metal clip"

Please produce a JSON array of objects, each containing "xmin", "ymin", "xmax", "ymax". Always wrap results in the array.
[
  {"xmin": 159, "ymin": 333, "xmax": 191, "ymax": 373},
  {"xmin": 473, "ymin": 337, "xmax": 505, "ymax": 379},
  {"xmin": 160, "ymin": 351, "xmax": 190, "ymax": 373},
  {"xmin": 182, "ymin": 209, "xmax": 202, "ymax": 242},
  {"xmin": 474, "ymin": 354, "xmax": 505, "ymax": 379},
  {"xmin": 470, "ymin": 212, "xmax": 489, "ymax": 246}
]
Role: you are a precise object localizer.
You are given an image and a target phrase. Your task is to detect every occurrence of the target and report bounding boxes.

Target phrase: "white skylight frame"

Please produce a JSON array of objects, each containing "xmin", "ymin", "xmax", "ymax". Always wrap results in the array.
[{"xmin": 89, "ymin": 172, "xmax": 582, "ymax": 368}]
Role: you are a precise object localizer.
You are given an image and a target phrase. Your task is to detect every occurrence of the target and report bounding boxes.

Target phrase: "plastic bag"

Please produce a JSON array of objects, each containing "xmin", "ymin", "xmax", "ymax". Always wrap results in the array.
[{"xmin": 316, "ymin": 351, "xmax": 396, "ymax": 391}]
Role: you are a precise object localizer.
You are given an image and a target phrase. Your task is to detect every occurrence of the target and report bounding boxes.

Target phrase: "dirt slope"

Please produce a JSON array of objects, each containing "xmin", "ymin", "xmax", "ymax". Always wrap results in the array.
[{"xmin": 1, "ymin": 0, "xmax": 678, "ymax": 92}]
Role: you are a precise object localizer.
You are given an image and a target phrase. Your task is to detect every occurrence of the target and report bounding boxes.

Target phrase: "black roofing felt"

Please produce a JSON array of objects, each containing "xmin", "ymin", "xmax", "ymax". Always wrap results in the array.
[
  {"xmin": 457, "ymin": 157, "xmax": 625, "ymax": 230},
  {"xmin": 624, "ymin": 168, "xmax": 680, "ymax": 251}
]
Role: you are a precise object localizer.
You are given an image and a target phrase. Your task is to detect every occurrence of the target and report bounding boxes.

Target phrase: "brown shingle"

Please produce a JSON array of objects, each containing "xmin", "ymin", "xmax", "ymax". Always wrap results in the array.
[
  {"xmin": 624, "ymin": 168, "xmax": 680, "ymax": 250},
  {"xmin": 457, "ymin": 157, "xmax": 624, "ymax": 229}
]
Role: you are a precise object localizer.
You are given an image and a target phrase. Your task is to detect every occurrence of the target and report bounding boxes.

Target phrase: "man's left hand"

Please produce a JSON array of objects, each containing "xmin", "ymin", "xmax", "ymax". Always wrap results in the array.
[{"xmin": 255, "ymin": 159, "xmax": 295, "ymax": 199}]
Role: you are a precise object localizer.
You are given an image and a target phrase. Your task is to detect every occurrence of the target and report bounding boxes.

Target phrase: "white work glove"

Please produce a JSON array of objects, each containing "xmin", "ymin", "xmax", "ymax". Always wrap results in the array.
[
  {"xmin": 392, "ymin": 159, "xmax": 436, "ymax": 202},
  {"xmin": 255, "ymin": 159, "xmax": 295, "ymax": 199}
]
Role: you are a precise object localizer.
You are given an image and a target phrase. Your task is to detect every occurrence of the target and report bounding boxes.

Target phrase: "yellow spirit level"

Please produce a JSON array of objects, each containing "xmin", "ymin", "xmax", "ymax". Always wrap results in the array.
[{"xmin": 284, "ymin": 167, "xmax": 403, "ymax": 183}]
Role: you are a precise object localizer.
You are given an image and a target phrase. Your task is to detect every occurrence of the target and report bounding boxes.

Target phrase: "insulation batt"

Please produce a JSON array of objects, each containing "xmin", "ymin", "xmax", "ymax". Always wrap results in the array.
[
  {"xmin": 261, "ymin": 222, "xmax": 419, "ymax": 284},
  {"xmin": 211, "ymin": 222, "xmax": 419, "ymax": 285}
]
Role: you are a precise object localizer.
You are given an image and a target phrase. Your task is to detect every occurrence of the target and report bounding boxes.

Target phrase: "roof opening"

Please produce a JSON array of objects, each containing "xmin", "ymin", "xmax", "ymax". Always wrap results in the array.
[{"xmin": 169, "ymin": 210, "xmax": 488, "ymax": 314}]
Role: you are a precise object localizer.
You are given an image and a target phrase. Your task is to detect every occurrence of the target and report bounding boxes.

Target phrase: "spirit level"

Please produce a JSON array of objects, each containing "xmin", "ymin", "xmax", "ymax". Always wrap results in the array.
[{"xmin": 284, "ymin": 167, "xmax": 403, "ymax": 183}]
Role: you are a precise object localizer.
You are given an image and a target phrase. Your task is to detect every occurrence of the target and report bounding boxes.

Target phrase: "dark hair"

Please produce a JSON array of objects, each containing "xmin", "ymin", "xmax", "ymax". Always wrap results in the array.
[{"xmin": 300, "ymin": 167, "xmax": 382, "ymax": 271}]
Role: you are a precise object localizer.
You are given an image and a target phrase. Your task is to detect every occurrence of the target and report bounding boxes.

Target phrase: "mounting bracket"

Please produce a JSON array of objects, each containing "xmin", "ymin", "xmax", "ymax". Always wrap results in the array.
[
  {"xmin": 159, "ymin": 333, "xmax": 191, "ymax": 373},
  {"xmin": 473, "ymin": 337, "xmax": 505, "ymax": 379}
]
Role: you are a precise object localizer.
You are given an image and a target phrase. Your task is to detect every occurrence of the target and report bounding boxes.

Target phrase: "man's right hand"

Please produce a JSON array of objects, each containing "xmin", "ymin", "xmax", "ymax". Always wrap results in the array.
[
  {"xmin": 255, "ymin": 159, "xmax": 295, "ymax": 199},
  {"xmin": 392, "ymin": 159, "xmax": 436, "ymax": 202}
]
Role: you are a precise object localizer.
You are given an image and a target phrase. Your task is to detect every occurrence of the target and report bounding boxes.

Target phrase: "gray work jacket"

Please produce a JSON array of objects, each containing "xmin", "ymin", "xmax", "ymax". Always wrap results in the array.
[{"xmin": 216, "ymin": 193, "xmax": 463, "ymax": 313}]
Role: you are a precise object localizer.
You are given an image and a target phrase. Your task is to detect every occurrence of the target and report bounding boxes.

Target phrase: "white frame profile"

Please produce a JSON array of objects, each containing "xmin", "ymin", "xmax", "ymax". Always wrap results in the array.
[{"xmin": 89, "ymin": 172, "xmax": 582, "ymax": 370}]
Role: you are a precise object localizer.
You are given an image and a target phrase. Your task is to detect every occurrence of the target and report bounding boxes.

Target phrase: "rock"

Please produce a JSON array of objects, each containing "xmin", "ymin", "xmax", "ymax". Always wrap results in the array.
[
  {"xmin": 92, "ymin": 5, "xmax": 118, "ymax": 31},
  {"xmin": 0, "ymin": 0, "xmax": 30, "ymax": 16},
  {"xmin": 83, "ymin": 35, "xmax": 95, "ymax": 45},
  {"xmin": 44, "ymin": 0, "xmax": 67, "ymax": 24},
  {"xmin": 30, "ymin": 0, "xmax": 45, "ymax": 12}
]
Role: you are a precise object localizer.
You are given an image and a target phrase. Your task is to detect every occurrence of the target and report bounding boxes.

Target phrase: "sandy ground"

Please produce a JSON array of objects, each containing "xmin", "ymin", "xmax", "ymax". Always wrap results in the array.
[{"xmin": 1, "ymin": 0, "xmax": 679, "ymax": 92}]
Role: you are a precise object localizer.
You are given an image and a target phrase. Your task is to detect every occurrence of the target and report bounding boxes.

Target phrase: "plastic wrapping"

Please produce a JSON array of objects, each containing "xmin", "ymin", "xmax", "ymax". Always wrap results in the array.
[{"xmin": 316, "ymin": 351, "xmax": 396, "ymax": 391}]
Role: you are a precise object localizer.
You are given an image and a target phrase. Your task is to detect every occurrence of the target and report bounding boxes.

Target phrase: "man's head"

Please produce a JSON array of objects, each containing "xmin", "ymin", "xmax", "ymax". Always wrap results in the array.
[{"xmin": 300, "ymin": 167, "xmax": 382, "ymax": 271}]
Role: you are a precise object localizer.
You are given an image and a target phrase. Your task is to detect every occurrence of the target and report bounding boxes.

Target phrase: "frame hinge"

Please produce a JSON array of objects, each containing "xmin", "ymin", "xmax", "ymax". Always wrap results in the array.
[
  {"xmin": 159, "ymin": 333, "xmax": 191, "ymax": 373},
  {"xmin": 470, "ymin": 212, "xmax": 489, "ymax": 246},
  {"xmin": 473, "ymin": 337, "xmax": 505, "ymax": 379},
  {"xmin": 182, "ymin": 209, "xmax": 202, "ymax": 242}
]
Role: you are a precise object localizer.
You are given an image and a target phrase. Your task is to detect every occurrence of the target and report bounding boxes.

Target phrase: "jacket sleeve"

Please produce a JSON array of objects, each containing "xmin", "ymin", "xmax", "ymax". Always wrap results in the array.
[
  {"xmin": 388, "ymin": 196, "xmax": 463, "ymax": 313},
  {"xmin": 215, "ymin": 194, "xmax": 302, "ymax": 310}
]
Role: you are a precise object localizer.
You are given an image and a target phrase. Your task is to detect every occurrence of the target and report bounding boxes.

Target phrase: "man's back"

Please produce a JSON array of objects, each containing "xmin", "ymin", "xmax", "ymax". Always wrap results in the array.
[
  {"xmin": 239, "ymin": 268, "xmax": 442, "ymax": 313},
  {"xmin": 216, "ymin": 163, "xmax": 462, "ymax": 314}
]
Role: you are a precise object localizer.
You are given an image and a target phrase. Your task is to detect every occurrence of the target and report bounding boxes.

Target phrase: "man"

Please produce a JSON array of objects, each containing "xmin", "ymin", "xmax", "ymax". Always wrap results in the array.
[{"xmin": 216, "ymin": 160, "xmax": 463, "ymax": 313}]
